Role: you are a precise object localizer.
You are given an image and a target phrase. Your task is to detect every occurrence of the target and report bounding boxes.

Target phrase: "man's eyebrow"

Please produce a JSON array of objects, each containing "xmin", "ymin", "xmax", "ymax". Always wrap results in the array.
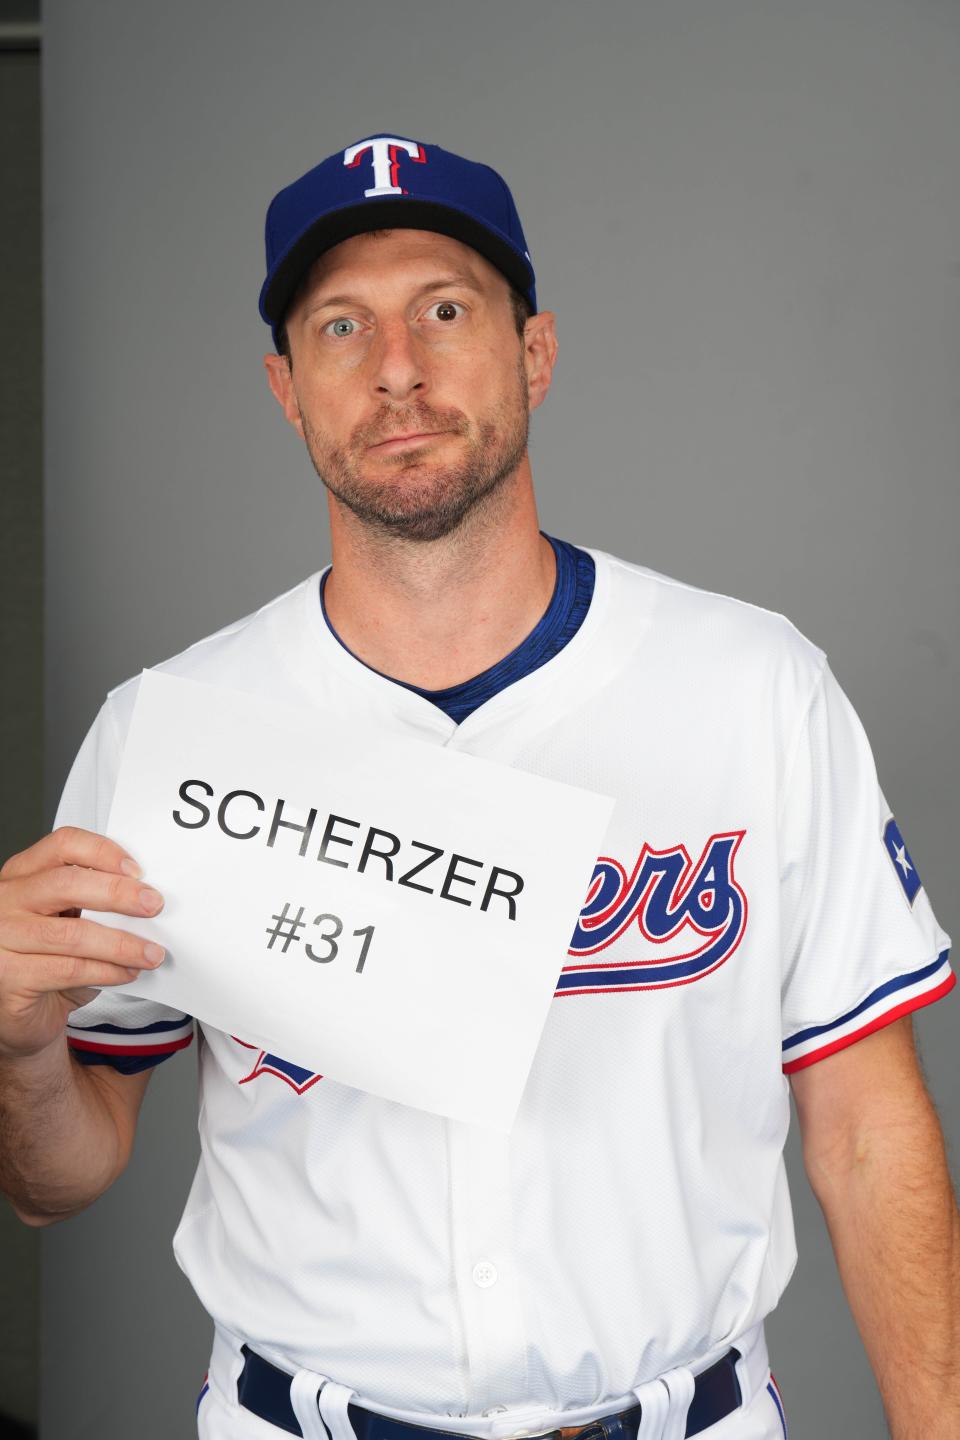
[{"xmin": 302, "ymin": 274, "xmax": 485, "ymax": 318}]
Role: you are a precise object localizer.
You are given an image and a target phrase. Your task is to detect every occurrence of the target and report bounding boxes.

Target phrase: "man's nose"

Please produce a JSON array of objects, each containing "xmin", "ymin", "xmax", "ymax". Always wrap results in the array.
[{"xmin": 370, "ymin": 318, "xmax": 428, "ymax": 401}]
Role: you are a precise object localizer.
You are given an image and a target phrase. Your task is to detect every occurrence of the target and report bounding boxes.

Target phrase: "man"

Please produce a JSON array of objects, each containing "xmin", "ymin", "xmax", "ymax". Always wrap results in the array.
[{"xmin": 0, "ymin": 133, "xmax": 957, "ymax": 1440}]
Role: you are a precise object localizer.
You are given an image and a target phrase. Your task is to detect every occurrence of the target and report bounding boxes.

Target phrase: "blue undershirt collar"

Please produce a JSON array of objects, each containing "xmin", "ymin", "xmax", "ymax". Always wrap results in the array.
[{"xmin": 319, "ymin": 533, "xmax": 596, "ymax": 724}]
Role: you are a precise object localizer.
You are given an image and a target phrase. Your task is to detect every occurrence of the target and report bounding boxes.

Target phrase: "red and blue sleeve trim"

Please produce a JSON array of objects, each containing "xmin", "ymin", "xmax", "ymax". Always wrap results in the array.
[
  {"xmin": 66, "ymin": 1014, "xmax": 194, "ymax": 1058},
  {"xmin": 72, "ymin": 1048, "xmax": 180, "ymax": 1074},
  {"xmin": 782, "ymin": 949, "xmax": 953, "ymax": 1073}
]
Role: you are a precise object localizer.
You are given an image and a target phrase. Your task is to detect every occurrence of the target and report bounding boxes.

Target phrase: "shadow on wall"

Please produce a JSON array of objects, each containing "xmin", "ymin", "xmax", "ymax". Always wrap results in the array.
[
  {"xmin": 0, "ymin": 8, "xmax": 43, "ymax": 1438},
  {"xmin": 0, "ymin": 1416, "xmax": 36, "ymax": 1438}
]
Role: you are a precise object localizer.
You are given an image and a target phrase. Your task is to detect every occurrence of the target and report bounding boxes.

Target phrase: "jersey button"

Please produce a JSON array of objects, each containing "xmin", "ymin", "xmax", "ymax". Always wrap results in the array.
[{"xmin": 472, "ymin": 1259, "xmax": 498, "ymax": 1288}]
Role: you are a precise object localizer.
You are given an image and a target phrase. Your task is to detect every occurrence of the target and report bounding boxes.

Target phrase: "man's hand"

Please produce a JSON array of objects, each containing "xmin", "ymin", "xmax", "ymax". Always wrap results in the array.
[{"xmin": 0, "ymin": 825, "xmax": 167, "ymax": 1060}]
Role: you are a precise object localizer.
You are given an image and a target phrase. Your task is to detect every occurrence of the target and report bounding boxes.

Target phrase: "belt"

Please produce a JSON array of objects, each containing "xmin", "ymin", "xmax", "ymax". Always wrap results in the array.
[{"xmin": 236, "ymin": 1345, "xmax": 744, "ymax": 1440}]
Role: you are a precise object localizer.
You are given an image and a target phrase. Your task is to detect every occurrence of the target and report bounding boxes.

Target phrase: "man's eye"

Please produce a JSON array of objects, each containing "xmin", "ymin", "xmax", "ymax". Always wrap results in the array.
[
  {"xmin": 425, "ymin": 301, "xmax": 465, "ymax": 322},
  {"xmin": 325, "ymin": 317, "xmax": 359, "ymax": 338}
]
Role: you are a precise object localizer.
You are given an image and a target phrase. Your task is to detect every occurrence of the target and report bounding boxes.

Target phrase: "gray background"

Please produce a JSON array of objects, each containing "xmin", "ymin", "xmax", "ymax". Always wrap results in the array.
[{"xmin": 40, "ymin": 1, "xmax": 958, "ymax": 1437}]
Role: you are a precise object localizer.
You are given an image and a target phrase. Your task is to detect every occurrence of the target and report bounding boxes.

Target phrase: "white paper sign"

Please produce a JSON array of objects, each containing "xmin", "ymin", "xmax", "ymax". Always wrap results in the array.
[{"xmin": 90, "ymin": 670, "xmax": 614, "ymax": 1131}]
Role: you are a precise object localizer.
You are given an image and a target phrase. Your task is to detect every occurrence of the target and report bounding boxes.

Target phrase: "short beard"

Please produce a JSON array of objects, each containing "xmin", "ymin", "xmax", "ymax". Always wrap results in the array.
[{"xmin": 297, "ymin": 357, "xmax": 530, "ymax": 544}]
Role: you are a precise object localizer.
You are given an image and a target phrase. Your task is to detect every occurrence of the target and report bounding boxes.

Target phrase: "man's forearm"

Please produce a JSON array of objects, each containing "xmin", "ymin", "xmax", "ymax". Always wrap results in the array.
[
  {"xmin": 0, "ymin": 1039, "xmax": 126, "ymax": 1224},
  {"xmin": 806, "ymin": 1093, "xmax": 960, "ymax": 1438}
]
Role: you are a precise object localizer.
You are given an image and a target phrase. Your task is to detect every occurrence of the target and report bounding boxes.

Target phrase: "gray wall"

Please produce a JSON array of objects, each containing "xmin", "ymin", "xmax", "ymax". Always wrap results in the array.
[{"xmin": 42, "ymin": 2, "xmax": 959, "ymax": 1437}]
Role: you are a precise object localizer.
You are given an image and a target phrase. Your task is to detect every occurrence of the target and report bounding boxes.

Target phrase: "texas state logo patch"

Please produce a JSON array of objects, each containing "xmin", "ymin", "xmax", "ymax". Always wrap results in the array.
[
  {"xmin": 883, "ymin": 815, "xmax": 922, "ymax": 906},
  {"xmin": 559, "ymin": 829, "xmax": 748, "ymax": 996}
]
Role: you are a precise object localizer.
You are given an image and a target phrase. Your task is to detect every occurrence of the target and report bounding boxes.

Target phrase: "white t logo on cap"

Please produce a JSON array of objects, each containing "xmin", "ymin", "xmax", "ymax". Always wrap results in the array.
[{"xmin": 343, "ymin": 137, "xmax": 425, "ymax": 197}]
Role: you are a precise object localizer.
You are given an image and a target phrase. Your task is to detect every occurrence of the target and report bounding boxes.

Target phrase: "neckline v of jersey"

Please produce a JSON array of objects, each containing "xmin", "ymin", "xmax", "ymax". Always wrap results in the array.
[
  {"xmin": 283, "ymin": 545, "xmax": 616, "ymax": 746},
  {"xmin": 317, "ymin": 534, "xmax": 595, "ymax": 725}
]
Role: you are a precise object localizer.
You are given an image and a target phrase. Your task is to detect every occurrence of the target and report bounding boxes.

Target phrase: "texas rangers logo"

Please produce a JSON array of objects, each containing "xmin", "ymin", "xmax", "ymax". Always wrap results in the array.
[
  {"xmin": 344, "ymin": 136, "xmax": 426, "ymax": 197},
  {"xmin": 559, "ymin": 830, "xmax": 748, "ymax": 996}
]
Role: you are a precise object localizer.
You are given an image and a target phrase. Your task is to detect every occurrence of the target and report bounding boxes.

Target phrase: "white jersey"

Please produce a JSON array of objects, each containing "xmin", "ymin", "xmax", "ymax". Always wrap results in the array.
[{"xmin": 54, "ymin": 548, "xmax": 953, "ymax": 1425}]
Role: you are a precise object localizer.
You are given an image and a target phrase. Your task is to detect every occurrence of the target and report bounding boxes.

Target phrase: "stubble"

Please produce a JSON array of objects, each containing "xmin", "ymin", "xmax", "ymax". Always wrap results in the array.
[{"xmin": 297, "ymin": 354, "xmax": 530, "ymax": 544}]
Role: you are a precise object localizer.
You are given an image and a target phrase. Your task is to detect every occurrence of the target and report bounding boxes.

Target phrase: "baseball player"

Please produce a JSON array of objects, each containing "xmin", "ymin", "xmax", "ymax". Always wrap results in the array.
[{"xmin": 1, "ymin": 133, "xmax": 957, "ymax": 1440}]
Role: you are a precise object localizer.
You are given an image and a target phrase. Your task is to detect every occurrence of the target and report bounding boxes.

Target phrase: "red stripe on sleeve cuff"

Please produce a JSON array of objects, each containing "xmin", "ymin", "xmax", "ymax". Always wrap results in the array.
[
  {"xmin": 782, "ymin": 970, "xmax": 955, "ymax": 1074},
  {"xmin": 68, "ymin": 1032, "xmax": 195, "ymax": 1057}
]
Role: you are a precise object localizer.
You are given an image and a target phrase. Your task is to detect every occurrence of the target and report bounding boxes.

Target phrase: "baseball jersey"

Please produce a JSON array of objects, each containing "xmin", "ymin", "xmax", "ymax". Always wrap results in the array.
[{"xmin": 54, "ymin": 547, "xmax": 953, "ymax": 1421}]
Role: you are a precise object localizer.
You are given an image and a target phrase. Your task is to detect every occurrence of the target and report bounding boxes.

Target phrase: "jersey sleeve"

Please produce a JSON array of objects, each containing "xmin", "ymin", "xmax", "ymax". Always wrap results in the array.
[
  {"xmin": 778, "ymin": 659, "xmax": 953, "ymax": 1073},
  {"xmin": 53, "ymin": 697, "xmax": 195, "ymax": 1072}
]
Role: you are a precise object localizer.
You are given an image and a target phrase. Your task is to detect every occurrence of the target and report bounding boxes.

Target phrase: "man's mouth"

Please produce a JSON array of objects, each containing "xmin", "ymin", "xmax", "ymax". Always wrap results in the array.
[{"xmin": 369, "ymin": 431, "xmax": 445, "ymax": 452}]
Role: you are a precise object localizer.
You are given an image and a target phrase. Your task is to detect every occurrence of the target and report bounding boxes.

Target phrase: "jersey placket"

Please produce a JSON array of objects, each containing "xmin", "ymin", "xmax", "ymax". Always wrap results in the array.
[{"xmin": 446, "ymin": 1120, "xmax": 529, "ymax": 1416}]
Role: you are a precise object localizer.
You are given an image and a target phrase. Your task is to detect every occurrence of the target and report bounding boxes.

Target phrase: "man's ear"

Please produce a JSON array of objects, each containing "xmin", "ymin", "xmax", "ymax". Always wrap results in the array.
[
  {"xmin": 263, "ymin": 353, "xmax": 305, "ymax": 438},
  {"xmin": 524, "ymin": 311, "xmax": 558, "ymax": 414}
]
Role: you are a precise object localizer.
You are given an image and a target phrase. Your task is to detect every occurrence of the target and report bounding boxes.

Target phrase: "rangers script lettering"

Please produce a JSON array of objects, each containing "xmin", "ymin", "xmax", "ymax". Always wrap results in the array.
[{"xmin": 171, "ymin": 778, "xmax": 526, "ymax": 920}]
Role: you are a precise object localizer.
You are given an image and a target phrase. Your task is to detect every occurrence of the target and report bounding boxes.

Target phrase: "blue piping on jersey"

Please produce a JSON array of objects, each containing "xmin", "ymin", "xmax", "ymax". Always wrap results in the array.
[{"xmin": 319, "ymin": 532, "xmax": 596, "ymax": 723}]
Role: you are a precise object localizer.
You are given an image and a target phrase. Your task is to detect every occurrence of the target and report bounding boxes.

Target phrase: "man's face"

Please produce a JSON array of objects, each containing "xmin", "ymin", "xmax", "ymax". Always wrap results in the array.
[{"xmin": 265, "ymin": 229, "xmax": 549, "ymax": 543}]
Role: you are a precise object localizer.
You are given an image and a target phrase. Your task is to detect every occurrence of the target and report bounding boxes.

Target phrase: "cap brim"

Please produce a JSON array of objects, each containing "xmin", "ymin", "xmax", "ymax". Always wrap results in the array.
[{"xmin": 261, "ymin": 198, "xmax": 535, "ymax": 335}]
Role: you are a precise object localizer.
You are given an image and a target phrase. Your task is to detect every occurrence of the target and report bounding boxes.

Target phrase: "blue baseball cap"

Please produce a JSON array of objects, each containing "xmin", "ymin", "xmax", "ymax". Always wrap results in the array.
[{"xmin": 259, "ymin": 133, "xmax": 537, "ymax": 349}]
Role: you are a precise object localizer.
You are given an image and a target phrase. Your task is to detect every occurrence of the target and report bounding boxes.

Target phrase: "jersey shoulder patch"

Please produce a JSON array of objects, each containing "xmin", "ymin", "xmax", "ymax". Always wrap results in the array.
[{"xmin": 882, "ymin": 815, "xmax": 922, "ymax": 906}]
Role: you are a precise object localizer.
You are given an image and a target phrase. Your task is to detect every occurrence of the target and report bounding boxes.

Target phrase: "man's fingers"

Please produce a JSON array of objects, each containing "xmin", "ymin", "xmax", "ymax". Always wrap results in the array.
[
  {"xmin": 0, "ymin": 826, "xmax": 141, "ymax": 883},
  {"xmin": 7, "ymin": 952, "xmax": 147, "ymax": 991},
  {"xmin": 17, "ymin": 864, "xmax": 163, "ymax": 921},
  {"xmin": 0, "ymin": 913, "xmax": 165, "ymax": 970}
]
